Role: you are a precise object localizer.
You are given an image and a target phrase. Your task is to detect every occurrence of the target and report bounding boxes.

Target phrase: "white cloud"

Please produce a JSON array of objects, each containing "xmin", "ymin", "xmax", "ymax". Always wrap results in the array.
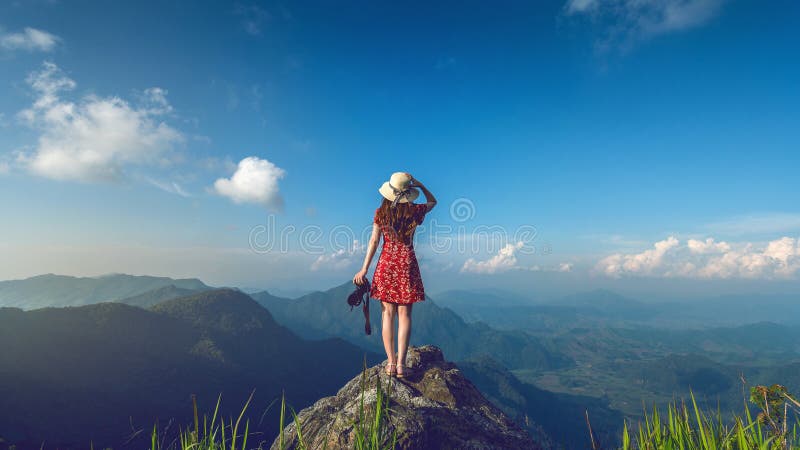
[
  {"xmin": 565, "ymin": 0, "xmax": 725, "ymax": 49},
  {"xmin": 310, "ymin": 240, "xmax": 364, "ymax": 272},
  {"xmin": 0, "ymin": 161, "xmax": 9, "ymax": 175},
  {"xmin": 566, "ymin": 0, "xmax": 599, "ymax": 13},
  {"xmin": 461, "ymin": 241, "xmax": 525, "ymax": 274},
  {"xmin": 597, "ymin": 236, "xmax": 679, "ymax": 277},
  {"xmin": 1, "ymin": 27, "xmax": 60, "ymax": 52},
  {"xmin": 528, "ymin": 262, "xmax": 575, "ymax": 273},
  {"xmin": 596, "ymin": 236, "xmax": 800, "ymax": 279},
  {"xmin": 687, "ymin": 237, "xmax": 730, "ymax": 254},
  {"xmin": 459, "ymin": 241, "xmax": 574, "ymax": 275},
  {"xmin": 137, "ymin": 87, "xmax": 173, "ymax": 115},
  {"xmin": 213, "ymin": 156, "xmax": 286, "ymax": 209},
  {"xmin": 145, "ymin": 177, "xmax": 190, "ymax": 197},
  {"xmin": 17, "ymin": 61, "xmax": 184, "ymax": 182}
]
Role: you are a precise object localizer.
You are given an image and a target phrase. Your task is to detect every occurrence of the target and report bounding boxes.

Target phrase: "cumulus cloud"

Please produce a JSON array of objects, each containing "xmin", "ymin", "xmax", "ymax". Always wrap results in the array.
[
  {"xmin": 687, "ymin": 237, "xmax": 730, "ymax": 254},
  {"xmin": 596, "ymin": 236, "xmax": 800, "ymax": 279},
  {"xmin": 528, "ymin": 262, "xmax": 575, "ymax": 273},
  {"xmin": 17, "ymin": 61, "xmax": 184, "ymax": 182},
  {"xmin": 311, "ymin": 240, "xmax": 364, "ymax": 271},
  {"xmin": 565, "ymin": 0, "xmax": 725, "ymax": 50},
  {"xmin": 213, "ymin": 156, "xmax": 286, "ymax": 210},
  {"xmin": 460, "ymin": 241, "xmax": 574, "ymax": 274},
  {"xmin": 1, "ymin": 27, "xmax": 60, "ymax": 52},
  {"xmin": 461, "ymin": 241, "xmax": 526, "ymax": 274},
  {"xmin": 596, "ymin": 236, "xmax": 679, "ymax": 277}
]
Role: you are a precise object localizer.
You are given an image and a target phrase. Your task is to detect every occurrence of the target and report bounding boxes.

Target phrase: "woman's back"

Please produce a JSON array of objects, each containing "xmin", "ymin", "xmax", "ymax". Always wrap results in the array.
[{"xmin": 374, "ymin": 201, "xmax": 428, "ymax": 247}]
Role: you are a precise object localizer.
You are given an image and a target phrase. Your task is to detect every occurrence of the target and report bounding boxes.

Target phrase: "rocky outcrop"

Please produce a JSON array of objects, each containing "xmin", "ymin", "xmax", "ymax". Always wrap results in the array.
[{"xmin": 271, "ymin": 345, "xmax": 543, "ymax": 450}]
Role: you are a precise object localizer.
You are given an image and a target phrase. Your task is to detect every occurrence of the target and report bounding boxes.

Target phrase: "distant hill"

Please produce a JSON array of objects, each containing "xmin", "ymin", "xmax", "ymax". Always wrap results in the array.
[
  {"xmin": 252, "ymin": 281, "xmax": 571, "ymax": 371},
  {"xmin": 459, "ymin": 356, "xmax": 622, "ymax": 449},
  {"xmin": 431, "ymin": 289, "xmax": 535, "ymax": 324},
  {"xmin": 117, "ymin": 284, "xmax": 201, "ymax": 308},
  {"xmin": 427, "ymin": 289, "xmax": 655, "ymax": 331},
  {"xmin": 0, "ymin": 288, "xmax": 379, "ymax": 449},
  {"xmin": 0, "ymin": 273, "xmax": 211, "ymax": 309},
  {"xmin": 553, "ymin": 289, "xmax": 644, "ymax": 309},
  {"xmin": 655, "ymin": 294, "xmax": 800, "ymax": 327},
  {"xmin": 433, "ymin": 288, "xmax": 534, "ymax": 308},
  {"xmin": 522, "ymin": 322, "xmax": 800, "ymax": 421}
]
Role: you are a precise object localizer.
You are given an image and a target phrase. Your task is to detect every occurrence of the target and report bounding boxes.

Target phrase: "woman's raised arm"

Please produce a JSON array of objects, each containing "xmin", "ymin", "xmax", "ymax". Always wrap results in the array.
[{"xmin": 408, "ymin": 174, "xmax": 437, "ymax": 212}]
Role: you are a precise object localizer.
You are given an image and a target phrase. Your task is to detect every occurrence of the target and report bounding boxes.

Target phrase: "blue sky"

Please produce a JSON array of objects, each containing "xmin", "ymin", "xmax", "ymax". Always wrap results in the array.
[{"xmin": 1, "ymin": 0, "xmax": 798, "ymax": 298}]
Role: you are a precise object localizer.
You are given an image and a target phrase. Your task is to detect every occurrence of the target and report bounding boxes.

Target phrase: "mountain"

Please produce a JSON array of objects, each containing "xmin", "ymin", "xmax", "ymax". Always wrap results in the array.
[
  {"xmin": 609, "ymin": 322, "xmax": 800, "ymax": 364},
  {"xmin": 431, "ymin": 289, "xmax": 538, "ymax": 325},
  {"xmin": 252, "ymin": 281, "xmax": 570, "ymax": 371},
  {"xmin": 0, "ymin": 273, "xmax": 211, "ymax": 309},
  {"xmin": 427, "ymin": 289, "xmax": 657, "ymax": 332},
  {"xmin": 519, "ymin": 320, "xmax": 800, "ymax": 419},
  {"xmin": 553, "ymin": 289, "xmax": 643, "ymax": 309},
  {"xmin": 0, "ymin": 288, "xmax": 380, "ymax": 449},
  {"xmin": 654, "ymin": 294, "xmax": 800, "ymax": 327},
  {"xmin": 116, "ymin": 284, "xmax": 201, "ymax": 308},
  {"xmin": 433, "ymin": 289, "xmax": 534, "ymax": 308},
  {"xmin": 272, "ymin": 345, "xmax": 546, "ymax": 450},
  {"xmin": 458, "ymin": 356, "xmax": 622, "ymax": 449}
]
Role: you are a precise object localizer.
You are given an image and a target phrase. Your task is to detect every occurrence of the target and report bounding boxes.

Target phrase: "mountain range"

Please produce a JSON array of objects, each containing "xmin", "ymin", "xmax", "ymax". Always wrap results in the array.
[
  {"xmin": 0, "ymin": 273, "xmax": 211, "ymax": 309},
  {"xmin": 251, "ymin": 282, "xmax": 570, "ymax": 372},
  {"xmin": 0, "ymin": 288, "xmax": 380, "ymax": 449},
  {"xmin": 5, "ymin": 273, "xmax": 800, "ymax": 449},
  {"xmin": 435, "ymin": 288, "xmax": 800, "ymax": 331}
]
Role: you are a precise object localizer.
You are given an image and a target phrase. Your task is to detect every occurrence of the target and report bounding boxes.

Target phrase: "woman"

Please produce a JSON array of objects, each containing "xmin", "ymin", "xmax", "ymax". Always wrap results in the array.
[{"xmin": 353, "ymin": 172, "xmax": 437, "ymax": 378}]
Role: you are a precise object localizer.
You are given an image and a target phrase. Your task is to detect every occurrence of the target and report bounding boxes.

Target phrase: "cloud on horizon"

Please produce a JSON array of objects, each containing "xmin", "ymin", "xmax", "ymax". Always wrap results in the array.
[
  {"xmin": 310, "ymin": 240, "xmax": 364, "ymax": 272},
  {"xmin": 596, "ymin": 235, "xmax": 800, "ymax": 279},
  {"xmin": 461, "ymin": 241, "xmax": 573, "ymax": 274}
]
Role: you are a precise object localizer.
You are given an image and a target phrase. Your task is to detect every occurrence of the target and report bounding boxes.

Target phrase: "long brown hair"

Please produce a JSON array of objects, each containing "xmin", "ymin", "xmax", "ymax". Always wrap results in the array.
[{"xmin": 375, "ymin": 198, "xmax": 422, "ymax": 244}]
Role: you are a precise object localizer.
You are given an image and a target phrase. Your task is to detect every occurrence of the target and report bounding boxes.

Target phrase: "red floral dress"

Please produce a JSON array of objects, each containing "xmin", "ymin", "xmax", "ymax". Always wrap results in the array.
[{"xmin": 370, "ymin": 203, "xmax": 427, "ymax": 304}]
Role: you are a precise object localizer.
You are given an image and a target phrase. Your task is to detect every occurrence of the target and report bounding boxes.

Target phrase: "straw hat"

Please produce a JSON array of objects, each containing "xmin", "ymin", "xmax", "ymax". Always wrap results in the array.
[{"xmin": 378, "ymin": 172, "xmax": 420, "ymax": 207}]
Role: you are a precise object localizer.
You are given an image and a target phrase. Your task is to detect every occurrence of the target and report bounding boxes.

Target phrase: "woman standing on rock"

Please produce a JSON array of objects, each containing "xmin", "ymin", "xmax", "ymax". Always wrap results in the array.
[{"xmin": 353, "ymin": 172, "xmax": 437, "ymax": 378}]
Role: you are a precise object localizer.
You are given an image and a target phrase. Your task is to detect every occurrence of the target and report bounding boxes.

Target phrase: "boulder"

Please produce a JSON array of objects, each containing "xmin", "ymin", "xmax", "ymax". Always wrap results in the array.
[{"xmin": 271, "ymin": 345, "xmax": 543, "ymax": 450}]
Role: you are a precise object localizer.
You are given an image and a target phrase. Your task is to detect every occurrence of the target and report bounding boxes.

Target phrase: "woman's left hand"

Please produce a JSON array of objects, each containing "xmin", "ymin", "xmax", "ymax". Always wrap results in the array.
[{"xmin": 353, "ymin": 268, "xmax": 368, "ymax": 285}]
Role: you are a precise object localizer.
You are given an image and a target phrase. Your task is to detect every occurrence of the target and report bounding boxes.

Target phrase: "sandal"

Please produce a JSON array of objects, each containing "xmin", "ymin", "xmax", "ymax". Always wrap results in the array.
[
  {"xmin": 396, "ymin": 363, "xmax": 405, "ymax": 379},
  {"xmin": 385, "ymin": 362, "xmax": 396, "ymax": 377}
]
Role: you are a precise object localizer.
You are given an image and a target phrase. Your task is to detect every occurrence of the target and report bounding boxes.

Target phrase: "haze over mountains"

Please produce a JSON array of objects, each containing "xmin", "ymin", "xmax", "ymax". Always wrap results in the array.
[
  {"xmin": 0, "ymin": 286, "xmax": 379, "ymax": 449},
  {"xmin": 2, "ymin": 273, "xmax": 800, "ymax": 449},
  {"xmin": 0, "ymin": 273, "xmax": 211, "ymax": 309},
  {"xmin": 252, "ymin": 283, "xmax": 569, "ymax": 371},
  {"xmin": 435, "ymin": 288, "xmax": 800, "ymax": 330}
]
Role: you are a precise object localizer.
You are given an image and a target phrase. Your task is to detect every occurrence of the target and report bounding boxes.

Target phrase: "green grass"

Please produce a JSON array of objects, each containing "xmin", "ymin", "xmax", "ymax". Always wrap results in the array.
[
  {"xmin": 150, "ymin": 364, "xmax": 397, "ymax": 450},
  {"xmin": 615, "ymin": 385, "xmax": 800, "ymax": 450}
]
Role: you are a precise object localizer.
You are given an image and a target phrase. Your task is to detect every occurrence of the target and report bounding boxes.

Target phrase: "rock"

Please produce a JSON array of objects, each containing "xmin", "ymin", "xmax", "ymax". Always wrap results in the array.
[{"xmin": 271, "ymin": 345, "xmax": 543, "ymax": 450}]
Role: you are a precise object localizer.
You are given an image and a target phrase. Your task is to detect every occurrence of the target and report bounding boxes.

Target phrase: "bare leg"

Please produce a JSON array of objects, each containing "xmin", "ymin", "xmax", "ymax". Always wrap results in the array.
[
  {"xmin": 381, "ymin": 301, "xmax": 397, "ymax": 368},
  {"xmin": 397, "ymin": 303, "xmax": 413, "ymax": 375}
]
